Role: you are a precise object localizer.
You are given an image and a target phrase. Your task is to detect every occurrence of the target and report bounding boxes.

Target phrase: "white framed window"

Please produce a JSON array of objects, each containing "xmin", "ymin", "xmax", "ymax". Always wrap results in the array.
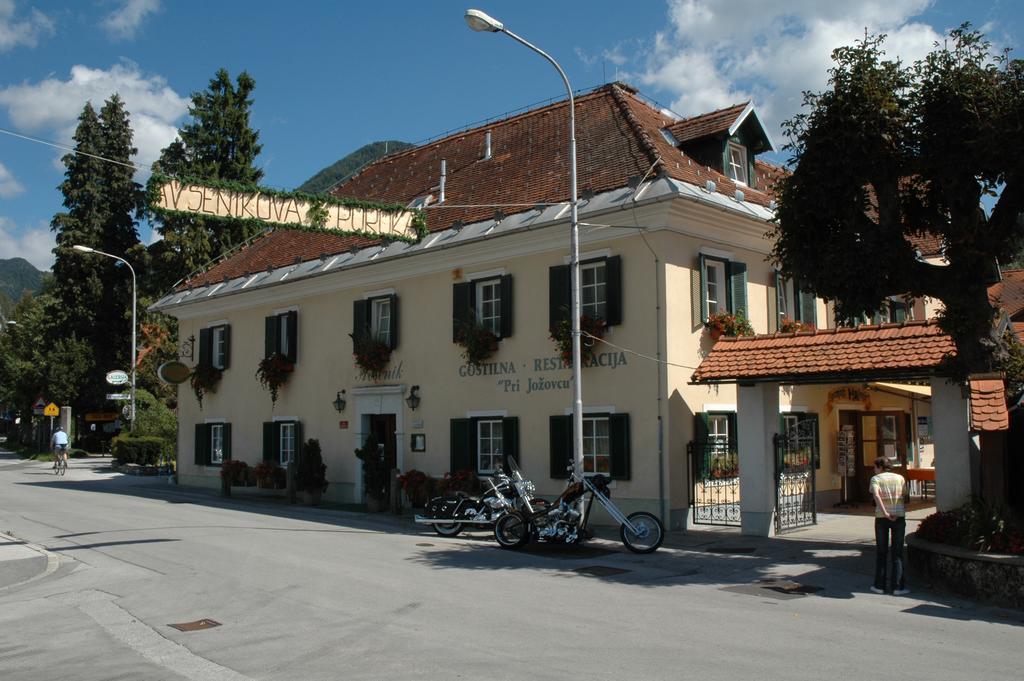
[
  {"xmin": 580, "ymin": 261, "xmax": 607, "ymax": 320},
  {"xmin": 210, "ymin": 424, "xmax": 224, "ymax": 464},
  {"xmin": 777, "ymin": 276, "xmax": 791, "ymax": 321},
  {"xmin": 708, "ymin": 414, "xmax": 730, "ymax": 449},
  {"xmin": 279, "ymin": 422, "xmax": 296, "ymax": 466},
  {"xmin": 727, "ymin": 143, "xmax": 748, "ymax": 185},
  {"xmin": 212, "ymin": 326, "xmax": 227, "ymax": 370},
  {"xmin": 372, "ymin": 297, "xmax": 392, "ymax": 345},
  {"xmin": 704, "ymin": 260, "xmax": 727, "ymax": 316},
  {"xmin": 582, "ymin": 416, "xmax": 611, "ymax": 474},
  {"xmin": 278, "ymin": 314, "xmax": 290, "ymax": 359},
  {"xmin": 475, "ymin": 279, "xmax": 501, "ymax": 334},
  {"xmin": 477, "ymin": 419, "xmax": 503, "ymax": 474}
]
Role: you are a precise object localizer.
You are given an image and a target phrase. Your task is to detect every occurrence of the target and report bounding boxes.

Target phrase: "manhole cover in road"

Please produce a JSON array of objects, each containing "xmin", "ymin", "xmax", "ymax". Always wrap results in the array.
[
  {"xmin": 169, "ymin": 619, "xmax": 221, "ymax": 632},
  {"xmin": 705, "ymin": 547, "xmax": 757, "ymax": 554},
  {"xmin": 757, "ymin": 578, "xmax": 823, "ymax": 595},
  {"xmin": 416, "ymin": 543, "xmax": 434, "ymax": 547},
  {"xmin": 519, "ymin": 543, "xmax": 619, "ymax": 559},
  {"xmin": 573, "ymin": 565, "xmax": 631, "ymax": 577}
]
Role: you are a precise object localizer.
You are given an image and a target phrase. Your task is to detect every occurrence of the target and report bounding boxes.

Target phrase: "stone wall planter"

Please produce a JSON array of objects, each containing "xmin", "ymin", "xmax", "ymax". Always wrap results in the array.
[{"xmin": 907, "ymin": 533, "xmax": 1024, "ymax": 608}]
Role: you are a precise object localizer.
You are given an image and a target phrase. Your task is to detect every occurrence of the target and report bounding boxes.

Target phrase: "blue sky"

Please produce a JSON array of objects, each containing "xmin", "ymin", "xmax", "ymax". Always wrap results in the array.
[{"xmin": 0, "ymin": 0, "xmax": 1020, "ymax": 270}]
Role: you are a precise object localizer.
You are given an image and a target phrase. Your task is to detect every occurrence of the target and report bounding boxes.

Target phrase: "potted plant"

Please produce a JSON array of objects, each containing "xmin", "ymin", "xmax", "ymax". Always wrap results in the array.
[
  {"xmin": 219, "ymin": 460, "xmax": 249, "ymax": 496},
  {"xmin": 256, "ymin": 353, "xmax": 294, "ymax": 405},
  {"xmin": 350, "ymin": 330, "xmax": 392, "ymax": 382},
  {"xmin": 454, "ymin": 314, "xmax": 499, "ymax": 368},
  {"xmin": 779, "ymin": 316, "xmax": 815, "ymax": 333},
  {"xmin": 704, "ymin": 312, "xmax": 754, "ymax": 340},
  {"xmin": 296, "ymin": 438, "xmax": 328, "ymax": 505},
  {"xmin": 355, "ymin": 434, "xmax": 388, "ymax": 511},
  {"xmin": 397, "ymin": 469, "xmax": 431, "ymax": 507},
  {"xmin": 190, "ymin": 363, "xmax": 222, "ymax": 410},
  {"xmin": 549, "ymin": 314, "xmax": 606, "ymax": 367},
  {"xmin": 254, "ymin": 461, "xmax": 284, "ymax": 489}
]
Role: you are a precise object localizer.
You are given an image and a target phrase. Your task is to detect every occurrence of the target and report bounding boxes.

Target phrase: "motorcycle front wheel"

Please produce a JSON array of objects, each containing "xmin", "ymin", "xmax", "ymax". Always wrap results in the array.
[
  {"xmin": 620, "ymin": 511, "xmax": 664, "ymax": 554},
  {"xmin": 433, "ymin": 522, "xmax": 464, "ymax": 537},
  {"xmin": 494, "ymin": 512, "xmax": 530, "ymax": 549}
]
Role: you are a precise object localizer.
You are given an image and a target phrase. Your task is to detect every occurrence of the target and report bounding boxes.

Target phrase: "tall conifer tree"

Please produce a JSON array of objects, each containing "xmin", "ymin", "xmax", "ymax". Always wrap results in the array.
[{"xmin": 150, "ymin": 69, "xmax": 263, "ymax": 292}]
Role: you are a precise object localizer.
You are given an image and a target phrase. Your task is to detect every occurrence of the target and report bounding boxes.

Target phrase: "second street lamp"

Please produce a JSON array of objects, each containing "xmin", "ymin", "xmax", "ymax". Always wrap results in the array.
[
  {"xmin": 464, "ymin": 8, "xmax": 585, "ymax": 479},
  {"xmin": 73, "ymin": 244, "xmax": 137, "ymax": 431}
]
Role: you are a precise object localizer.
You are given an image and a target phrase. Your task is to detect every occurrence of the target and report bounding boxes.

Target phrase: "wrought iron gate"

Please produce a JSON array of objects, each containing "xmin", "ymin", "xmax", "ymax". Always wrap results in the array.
[
  {"xmin": 688, "ymin": 440, "xmax": 740, "ymax": 526},
  {"xmin": 773, "ymin": 420, "xmax": 817, "ymax": 533}
]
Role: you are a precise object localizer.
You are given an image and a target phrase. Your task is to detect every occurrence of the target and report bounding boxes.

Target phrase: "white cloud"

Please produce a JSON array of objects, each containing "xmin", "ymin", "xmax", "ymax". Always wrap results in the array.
[
  {"xmin": 0, "ymin": 161, "xmax": 24, "ymax": 198},
  {"xmin": 101, "ymin": 0, "xmax": 161, "ymax": 41},
  {"xmin": 631, "ymin": 0, "xmax": 943, "ymax": 150},
  {"xmin": 0, "ymin": 62, "xmax": 187, "ymax": 177},
  {"xmin": 0, "ymin": 0, "xmax": 54, "ymax": 52},
  {"xmin": 0, "ymin": 217, "xmax": 54, "ymax": 270}
]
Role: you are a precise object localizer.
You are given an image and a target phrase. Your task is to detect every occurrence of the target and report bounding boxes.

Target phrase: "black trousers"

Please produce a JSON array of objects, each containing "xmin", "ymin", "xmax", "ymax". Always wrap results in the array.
[{"xmin": 874, "ymin": 516, "xmax": 906, "ymax": 592}]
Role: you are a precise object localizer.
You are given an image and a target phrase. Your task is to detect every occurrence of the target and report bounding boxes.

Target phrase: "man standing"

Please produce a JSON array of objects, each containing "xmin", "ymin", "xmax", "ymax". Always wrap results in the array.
[{"xmin": 870, "ymin": 456, "xmax": 909, "ymax": 595}]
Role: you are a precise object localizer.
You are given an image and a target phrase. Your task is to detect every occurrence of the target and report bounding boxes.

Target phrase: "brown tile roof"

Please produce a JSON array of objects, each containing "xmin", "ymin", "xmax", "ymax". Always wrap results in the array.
[
  {"xmin": 691, "ymin": 321, "xmax": 956, "ymax": 384},
  {"xmin": 969, "ymin": 378, "xmax": 1009, "ymax": 431},
  {"xmin": 989, "ymin": 268, "xmax": 1024, "ymax": 320},
  {"xmin": 665, "ymin": 102, "xmax": 749, "ymax": 144},
  {"xmin": 179, "ymin": 83, "xmax": 779, "ymax": 290},
  {"xmin": 1014, "ymin": 321, "xmax": 1024, "ymax": 343},
  {"xmin": 908, "ymin": 232, "xmax": 944, "ymax": 258}
]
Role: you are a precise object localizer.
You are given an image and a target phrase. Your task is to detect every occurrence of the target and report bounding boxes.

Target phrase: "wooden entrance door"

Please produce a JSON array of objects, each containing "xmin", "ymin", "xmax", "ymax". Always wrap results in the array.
[
  {"xmin": 369, "ymin": 414, "xmax": 397, "ymax": 504},
  {"xmin": 856, "ymin": 411, "xmax": 908, "ymax": 500}
]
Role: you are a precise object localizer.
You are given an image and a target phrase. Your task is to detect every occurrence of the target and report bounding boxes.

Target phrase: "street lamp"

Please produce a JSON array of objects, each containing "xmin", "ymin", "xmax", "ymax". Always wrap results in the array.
[
  {"xmin": 465, "ymin": 9, "xmax": 585, "ymax": 477},
  {"xmin": 73, "ymin": 244, "xmax": 137, "ymax": 431}
]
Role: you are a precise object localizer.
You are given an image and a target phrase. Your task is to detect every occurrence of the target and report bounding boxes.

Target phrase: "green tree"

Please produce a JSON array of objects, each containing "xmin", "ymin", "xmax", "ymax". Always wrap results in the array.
[
  {"xmin": 48, "ymin": 96, "xmax": 143, "ymax": 413},
  {"xmin": 771, "ymin": 26, "xmax": 1024, "ymax": 379},
  {"xmin": 150, "ymin": 68, "xmax": 263, "ymax": 293},
  {"xmin": 131, "ymin": 388, "xmax": 177, "ymax": 443}
]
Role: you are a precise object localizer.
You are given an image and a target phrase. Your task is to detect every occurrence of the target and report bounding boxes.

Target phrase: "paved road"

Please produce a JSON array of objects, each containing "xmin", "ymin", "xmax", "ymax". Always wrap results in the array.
[{"xmin": 0, "ymin": 451, "xmax": 1021, "ymax": 680}]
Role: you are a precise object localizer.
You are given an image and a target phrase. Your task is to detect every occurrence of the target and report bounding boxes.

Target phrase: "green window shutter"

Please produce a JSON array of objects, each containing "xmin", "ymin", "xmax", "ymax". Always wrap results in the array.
[
  {"xmin": 285, "ymin": 311, "xmax": 298, "ymax": 363},
  {"xmin": 262, "ymin": 421, "xmax": 278, "ymax": 463},
  {"xmin": 802, "ymin": 413, "xmax": 820, "ymax": 469},
  {"xmin": 727, "ymin": 412, "xmax": 738, "ymax": 454},
  {"xmin": 264, "ymin": 315, "xmax": 277, "ymax": 358},
  {"xmin": 222, "ymin": 423, "xmax": 232, "ymax": 462},
  {"xmin": 198, "ymin": 328, "xmax": 213, "ymax": 367},
  {"xmin": 449, "ymin": 418, "xmax": 473, "ymax": 473},
  {"xmin": 501, "ymin": 416, "xmax": 519, "ymax": 471},
  {"xmin": 353, "ymin": 299, "xmax": 369, "ymax": 340},
  {"xmin": 691, "ymin": 254, "xmax": 707, "ymax": 330},
  {"xmin": 221, "ymin": 325, "xmax": 231, "ymax": 369},
  {"xmin": 499, "ymin": 274, "xmax": 513, "ymax": 338},
  {"xmin": 549, "ymin": 414, "xmax": 572, "ymax": 479},
  {"xmin": 609, "ymin": 413, "xmax": 631, "ymax": 480},
  {"xmin": 604, "ymin": 255, "xmax": 622, "ymax": 326},
  {"xmin": 294, "ymin": 421, "xmax": 303, "ymax": 464},
  {"xmin": 693, "ymin": 413, "xmax": 710, "ymax": 478},
  {"xmin": 727, "ymin": 261, "xmax": 747, "ymax": 318},
  {"xmin": 452, "ymin": 282, "xmax": 471, "ymax": 342},
  {"xmin": 387, "ymin": 294, "xmax": 398, "ymax": 350},
  {"xmin": 548, "ymin": 264, "xmax": 571, "ymax": 330},
  {"xmin": 693, "ymin": 412, "xmax": 709, "ymax": 443},
  {"xmin": 194, "ymin": 423, "xmax": 208, "ymax": 465}
]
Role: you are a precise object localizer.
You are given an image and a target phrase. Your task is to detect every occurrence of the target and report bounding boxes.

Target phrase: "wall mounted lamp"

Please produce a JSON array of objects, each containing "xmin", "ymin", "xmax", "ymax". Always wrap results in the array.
[
  {"xmin": 405, "ymin": 385, "xmax": 421, "ymax": 411},
  {"xmin": 333, "ymin": 390, "xmax": 347, "ymax": 413}
]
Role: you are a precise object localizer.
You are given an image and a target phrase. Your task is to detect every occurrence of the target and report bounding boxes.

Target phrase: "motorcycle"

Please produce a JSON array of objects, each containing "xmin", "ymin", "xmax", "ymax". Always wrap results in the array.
[
  {"xmin": 414, "ymin": 459, "xmax": 544, "ymax": 537},
  {"xmin": 493, "ymin": 463, "xmax": 664, "ymax": 554}
]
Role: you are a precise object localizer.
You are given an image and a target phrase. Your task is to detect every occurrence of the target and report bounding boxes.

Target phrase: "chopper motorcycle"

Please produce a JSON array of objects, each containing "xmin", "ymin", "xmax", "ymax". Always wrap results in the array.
[
  {"xmin": 493, "ymin": 463, "xmax": 664, "ymax": 554},
  {"xmin": 414, "ymin": 459, "xmax": 544, "ymax": 537}
]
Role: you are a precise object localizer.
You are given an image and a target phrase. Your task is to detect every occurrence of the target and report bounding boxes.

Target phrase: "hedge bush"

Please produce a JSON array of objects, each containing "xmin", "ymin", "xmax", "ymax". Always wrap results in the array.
[{"xmin": 112, "ymin": 436, "xmax": 168, "ymax": 466}]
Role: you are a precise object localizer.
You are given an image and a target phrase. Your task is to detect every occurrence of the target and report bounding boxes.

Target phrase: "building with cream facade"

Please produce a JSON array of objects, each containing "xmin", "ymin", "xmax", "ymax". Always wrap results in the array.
[{"xmin": 154, "ymin": 83, "xmax": 986, "ymax": 536}]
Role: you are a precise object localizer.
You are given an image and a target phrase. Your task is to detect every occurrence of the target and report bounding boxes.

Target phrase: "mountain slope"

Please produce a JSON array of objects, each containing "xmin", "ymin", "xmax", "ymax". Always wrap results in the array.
[
  {"xmin": 297, "ymin": 140, "xmax": 413, "ymax": 195},
  {"xmin": 0, "ymin": 257, "xmax": 44, "ymax": 304}
]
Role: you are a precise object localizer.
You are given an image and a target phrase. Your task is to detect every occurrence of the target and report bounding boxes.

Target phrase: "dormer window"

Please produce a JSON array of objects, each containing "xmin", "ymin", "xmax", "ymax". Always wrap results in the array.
[{"xmin": 727, "ymin": 143, "xmax": 748, "ymax": 185}]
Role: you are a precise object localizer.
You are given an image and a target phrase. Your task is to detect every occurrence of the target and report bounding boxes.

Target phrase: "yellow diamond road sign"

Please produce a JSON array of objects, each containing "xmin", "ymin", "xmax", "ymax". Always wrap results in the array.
[{"xmin": 43, "ymin": 403, "xmax": 59, "ymax": 417}]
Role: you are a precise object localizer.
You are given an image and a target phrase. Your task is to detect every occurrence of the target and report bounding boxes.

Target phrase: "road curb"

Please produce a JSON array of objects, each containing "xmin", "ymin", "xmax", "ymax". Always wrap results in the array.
[{"xmin": 0, "ymin": 532, "xmax": 59, "ymax": 592}]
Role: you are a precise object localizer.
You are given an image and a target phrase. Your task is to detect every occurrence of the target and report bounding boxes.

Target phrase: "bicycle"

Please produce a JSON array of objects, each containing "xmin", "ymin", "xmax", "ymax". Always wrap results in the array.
[{"xmin": 54, "ymin": 446, "xmax": 68, "ymax": 476}]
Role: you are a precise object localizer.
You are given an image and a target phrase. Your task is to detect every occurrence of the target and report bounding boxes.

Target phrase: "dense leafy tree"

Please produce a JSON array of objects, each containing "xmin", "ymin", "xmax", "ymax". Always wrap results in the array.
[
  {"xmin": 150, "ymin": 68, "xmax": 263, "ymax": 293},
  {"xmin": 771, "ymin": 26, "xmax": 1024, "ymax": 378}
]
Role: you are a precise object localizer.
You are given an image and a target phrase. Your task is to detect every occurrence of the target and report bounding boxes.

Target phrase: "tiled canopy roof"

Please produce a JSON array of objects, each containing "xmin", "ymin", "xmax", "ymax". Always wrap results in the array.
[
  {"xmin": 989, "ymin": 268, "xmax": 1024, "ymax": 320},
  {"xmin": 180, "ymin": 83, "xmax": 777, "ymax": 289},
  {"xmin": 690, "ymin": 321, "xmax": 956, "ymax": 384},
  {"xmin": 907, "ymin": 232, "xmax": 944, "ymax": 258},
  {"xmin": 665, "ymin": 102, "xmax": 749, "ymax": 144},
  {"xmin": 969, "ymin": 378, "xmax": 1009, "ymax": 432}
]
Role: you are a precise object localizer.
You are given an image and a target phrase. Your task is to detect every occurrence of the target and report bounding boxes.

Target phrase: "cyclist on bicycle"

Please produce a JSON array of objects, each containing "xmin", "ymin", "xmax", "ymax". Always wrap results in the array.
[{"xmin": 51, "ymin": 426, "xmax": 69, "ymax": 470}]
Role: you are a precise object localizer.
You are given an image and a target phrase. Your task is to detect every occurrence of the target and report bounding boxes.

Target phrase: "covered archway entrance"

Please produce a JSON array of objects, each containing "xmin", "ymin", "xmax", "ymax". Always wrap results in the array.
[{"xmin": 690, "ymin": 321, "xmax": 974, "ymax": 537}]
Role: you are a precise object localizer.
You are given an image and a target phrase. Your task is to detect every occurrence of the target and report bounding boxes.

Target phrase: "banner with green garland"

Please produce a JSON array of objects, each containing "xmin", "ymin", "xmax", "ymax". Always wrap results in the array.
[{"xmin": 146, "ymin": 174, "xmax": 427, "ymax": 243}]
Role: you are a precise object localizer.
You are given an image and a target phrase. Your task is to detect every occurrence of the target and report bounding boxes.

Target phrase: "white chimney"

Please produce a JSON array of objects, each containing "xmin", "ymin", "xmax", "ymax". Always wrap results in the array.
[
  {"xmin": 439, "ymin": 159, "xmax": 447, "ymax": 204},
  {"xmin": 483, "ymin": 131, "xmax": 492, "ymax": 160}
]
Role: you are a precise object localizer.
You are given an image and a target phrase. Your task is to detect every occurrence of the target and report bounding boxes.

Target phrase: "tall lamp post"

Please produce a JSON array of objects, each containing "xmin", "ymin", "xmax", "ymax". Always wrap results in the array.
[
  {"xmin": 73, "ymin": 245, "xmax": 136, "ymax": 431},
  {"xmin": 464, "ymin": 9, "xmax": 584, "ymax": 477}
]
